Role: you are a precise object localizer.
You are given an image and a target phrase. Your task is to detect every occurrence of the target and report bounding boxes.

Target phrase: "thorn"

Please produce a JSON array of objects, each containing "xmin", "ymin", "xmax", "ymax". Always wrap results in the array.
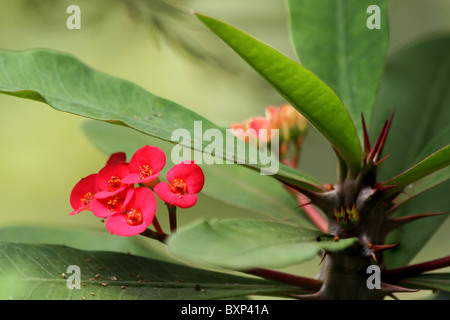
[
  {"xmin": 367, "ymin": 120, "xmax": 388, "ymax": 163},
  {"xmin": 370, "ymin": 251, "xmax": 378, "ymax": 264},
  {"xmin": 376, "ymin": 111, "xmax": 395, "ymax": 159},
  {"xmin": 374, "ymin": 111, "xmax": 395, "ymax": 162},
  {"xmin": 367, "ymin": 111, "xmax": 395, "ymax": 163},
  {"xmin": 368, "ymin": 242, "xmax": 400, "ymax": 253},
  {"xmin": 376, "ymin": 153, "xmax": 391, "ymax": 166},
  {"xmin": 377, "ymin": 185, "xmax": 397, "ymax": 192},
  {"xmin": 361, "ymin": 113, "xmax": 371, "ymax": 155},
  {"xmin": 373, "ymin": 184, "xmax": 397, "ymax": 195},
  {"xmin": 390, "ymin": 211, "xmax": 448, "ymax": 230},
  {"xmin": 380, "ymin": 282, "xmax": 419, "ymax": 294},
  {"xmin": 277, "ymin": 178, "xmax": 325, "ymax": 202},
  {"xmin": 318, "ymin": 251, "xmax": 328, "ymax": 266}
]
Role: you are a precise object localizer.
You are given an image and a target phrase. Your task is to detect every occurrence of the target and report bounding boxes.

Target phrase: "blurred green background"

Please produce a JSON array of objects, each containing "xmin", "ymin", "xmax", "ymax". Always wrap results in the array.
[{"xmin": 0, "ymin": 0, "xmax": 449, "ymax": 299}]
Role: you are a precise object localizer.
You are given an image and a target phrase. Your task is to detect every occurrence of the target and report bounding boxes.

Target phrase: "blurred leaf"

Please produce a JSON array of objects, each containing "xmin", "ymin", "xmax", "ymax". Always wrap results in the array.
[
  {"xmin": 399, "ymin": 273, "xmax": 450, "ymax": 293},
  {"xmin": 0, "ymin": 49, "xmax": 322, "ymax": 193},
  {"xmin": 194, "ymin": 13, "xmax": 363, "ymax": 178},
  {"xmin": 0, "ymin": 242, "xmax": 299, "ymax": 300},
  {"xmin": 122, "ymin": 0, "xmax": 214, "ymax": 62},
  {"xmin": 288, "ymin": 0, "xmax": 390, "ymax": 141},
  {"xmin": 371, "ymin": 37, "xmax": 450, "ymax": 182},
  {"xmin": 370, "ymin": 38, "xmax": 450, "ymax": 268},
  {"xmin": 19, "ymin": 0, "xmax": 211, "ymax": 63},
  {"xmin": 167, "ymin": 219, "xmax": 357, "ymax": 270},
  {"xmin": 82, "ymin": 120, "xmax": 313, "ymax": 226}
]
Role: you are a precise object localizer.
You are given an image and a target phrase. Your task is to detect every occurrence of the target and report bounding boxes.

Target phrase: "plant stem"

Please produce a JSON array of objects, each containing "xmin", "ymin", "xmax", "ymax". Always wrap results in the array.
[
  {"xmin": 140, "ymin": 228, "xmax": 168, "ymax": 243},
  {"xmin": 167, "ymin": 203, "xmax": 177, "ymax": 233},
  {"xmin": 152, "ymin": 216, "xmax": 164, "ymax": 234},
  {"xmin": 382, "ymin": 255, "xmax": 450, "ymax": 281},
  {"xmin": 244, "ymin": 267, "xmax": 322, "ymax": 292}
]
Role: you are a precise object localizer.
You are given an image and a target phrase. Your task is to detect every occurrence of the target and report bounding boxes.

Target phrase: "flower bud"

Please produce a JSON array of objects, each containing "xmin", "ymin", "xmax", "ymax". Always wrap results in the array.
[{"xmin": 231, "ymin": 104, "xmax": 308, "ymax": 168}]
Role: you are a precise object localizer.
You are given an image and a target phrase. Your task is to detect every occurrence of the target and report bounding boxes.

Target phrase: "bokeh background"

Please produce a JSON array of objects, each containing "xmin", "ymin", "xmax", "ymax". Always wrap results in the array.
[{"xmin": 0, "ymin": 0, "xmax": 449, "ymax": 299}]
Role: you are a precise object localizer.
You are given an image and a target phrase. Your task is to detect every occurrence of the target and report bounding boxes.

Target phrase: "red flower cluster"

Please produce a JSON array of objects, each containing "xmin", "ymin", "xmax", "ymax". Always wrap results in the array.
[{"xmin": 69, "ymin": 145, "xmax": 205, "ymax": 237}]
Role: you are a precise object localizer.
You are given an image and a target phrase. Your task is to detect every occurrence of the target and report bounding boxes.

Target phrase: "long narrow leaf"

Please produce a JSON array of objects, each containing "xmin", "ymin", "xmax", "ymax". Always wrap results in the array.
[
  {"xmin": 194, "ymin": 13, "xmax": 362, "ymax": 178},
  {"xmin": 383, "ymin": 145, "xmax": 450, "ymax": 197}
]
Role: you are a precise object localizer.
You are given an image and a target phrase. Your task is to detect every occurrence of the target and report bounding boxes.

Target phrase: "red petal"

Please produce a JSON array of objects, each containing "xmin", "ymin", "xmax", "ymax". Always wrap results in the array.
[
  {"xmin": 154, "ymin": 182, "xmax": 198, "ymax": 208},
  {"xmin": 95, "ymin": 163, "xmax": 130, "ymax": 197},
  {"xmin": 128, "ymin": 145, "xmax": 166, "ymax": 175},
  {"xmin": 69, "ymin": 174, "xmax": 99, "ymax": 213},
  {"xmin": 104, "ymin": 187, "xmax": 156, "ymax": 237},
  {"xmin": 90, "ymin": 187, "xmax": 134, "ymax": 218},
  {"xmin": 166, "ymin": 161, "xmax": 205, "ymax": 194}
]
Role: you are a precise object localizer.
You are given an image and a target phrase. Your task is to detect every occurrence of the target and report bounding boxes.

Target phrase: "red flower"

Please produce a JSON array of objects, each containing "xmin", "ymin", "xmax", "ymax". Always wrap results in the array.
[
  {"xmin": 105, "ymin": 187, "xmax": 157, "ymax": 236},
  {"xmin": 95, "ymin": 162, "xmax": 130, "ymax": 199},
  {"xmin": 154, "ymin": 161, "xmax": 205, "ymax": 209},
  {"xmin": 90, "ymin": 187, "xmax": 134, "ymax": 218},
  {"xmin": 69, "ymin": 174, "xmax": 99, "ymax": 216},
  {"xmin": 122, "ymin": 145, "xmax": 166, "ymax": 187}
]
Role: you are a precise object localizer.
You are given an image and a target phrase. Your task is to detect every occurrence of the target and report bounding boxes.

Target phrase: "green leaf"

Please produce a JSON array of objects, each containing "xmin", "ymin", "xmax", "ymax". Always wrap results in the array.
[
  {"xmin": 383, "ymin": 145, "xmax": 450, "ymax": 197},
  {"xmin": 167, "ymin": 219, "xmax": 357, "ymax": 270},
  {"xmin": 370, "ymin": 37, "xmax": 450, "ymax": 268},
  {"xmin": 194, "ymin": 13, "xmax": 362, "ymax": 178},
  {"xmin": 392, "ymin": 167, "xmax": 450, "ymax": 208},
  {"xmin": 288, "ymin": 0, "xmax": 390, "ymax": 141},
  {"xmin": 82, "ymin": 120, "xmax": 313, "ymax": 226},
  {"xmin": 399, "ymin": 273, "xmax": 450, "ymax": 293},
  {"xmin": 384, "ymin": 180, "xmax": 450, "ymax": 269},
  {"xmin": 0, "ymin": 49, "xmax": 322, "ymax": 193},
  {"xmin": 0, "ymin": 242, "xmax": 300, "ymax": 300}
]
